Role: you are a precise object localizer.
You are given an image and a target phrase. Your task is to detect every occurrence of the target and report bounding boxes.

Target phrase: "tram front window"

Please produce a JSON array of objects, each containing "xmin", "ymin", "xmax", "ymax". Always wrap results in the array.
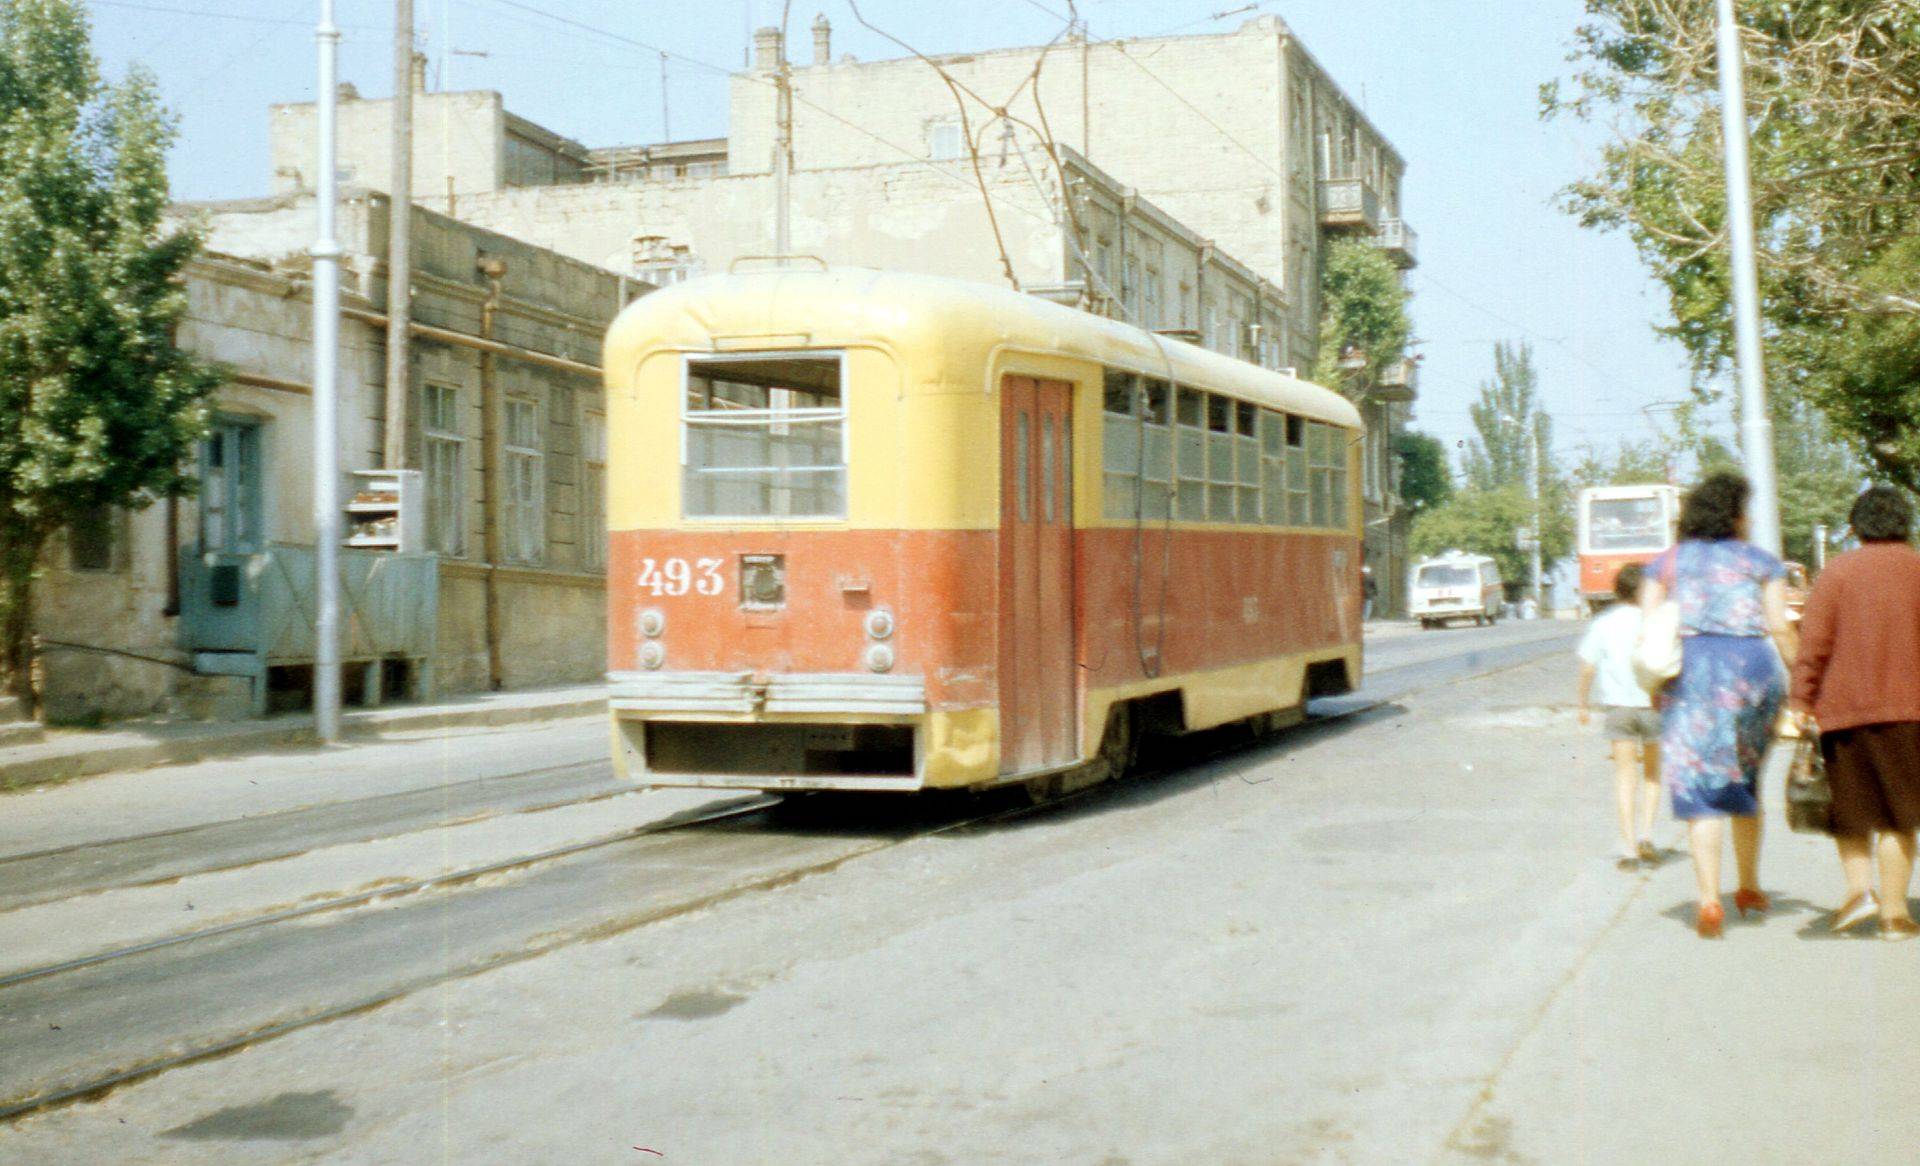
[
  {"xmin": 1587, "ymin": 496, "xmax": 1666, "ymax": 552},
  {"xmin": 683, "ymin": 354, "xmax": 847, "ymax": 519}
]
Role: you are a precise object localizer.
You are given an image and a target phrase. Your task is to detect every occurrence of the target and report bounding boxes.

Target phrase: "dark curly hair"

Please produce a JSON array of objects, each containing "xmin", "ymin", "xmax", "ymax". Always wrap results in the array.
[
  {"xmin": 1850, "ymin": 486, "xmax": 1913, "ymax": 544},
  {"xmin": 1614, "ymin": 562, "xmax": 1646, "ymax": 603},
  {"xmin": 1677, "ymin": 471, "xmax": 1750, "ymax": 541}
]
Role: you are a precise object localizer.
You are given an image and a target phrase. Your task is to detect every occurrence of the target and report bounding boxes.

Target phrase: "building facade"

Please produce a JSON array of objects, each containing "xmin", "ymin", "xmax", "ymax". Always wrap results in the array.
[
  {"xmin": 270, "ymin": 13, "xmax": 1419, "ymax": 612},
  {"xmin": 32, "ymin": 193, "xmax": 639, "ymax": 723}
]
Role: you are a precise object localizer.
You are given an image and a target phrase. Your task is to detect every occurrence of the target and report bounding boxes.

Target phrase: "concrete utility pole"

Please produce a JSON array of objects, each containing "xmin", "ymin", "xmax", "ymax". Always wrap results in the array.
[
  {"xmin": 1714, "ymin": 0, "xmax": 1783, "ymax": 555},
  {"xmin": 1527, "ymin": 420, "xmax": 1544, "ymax": 613},
  {"xmin": 383, "ymin": 0, "xmax": 413, "ymax": 470},
  {"xmin": 312, "ymin": 0, "xmax": 345, "ymax": 742},
  {"xmin": 773, "ymin": 33, "xmax": 793, "ymax": 258}
]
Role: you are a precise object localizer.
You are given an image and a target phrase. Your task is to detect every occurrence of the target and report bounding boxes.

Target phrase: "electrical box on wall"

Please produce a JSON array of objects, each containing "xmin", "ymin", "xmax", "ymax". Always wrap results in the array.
[{"xmin": 344, "ymin": 468, "xmax": 424, "ymax": 553}]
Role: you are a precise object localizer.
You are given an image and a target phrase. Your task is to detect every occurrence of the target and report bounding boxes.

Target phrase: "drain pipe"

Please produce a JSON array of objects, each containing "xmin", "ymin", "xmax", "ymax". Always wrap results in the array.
[{"xmin": 477, "ymin": 256, "xmax": 507, "ymax": 690}]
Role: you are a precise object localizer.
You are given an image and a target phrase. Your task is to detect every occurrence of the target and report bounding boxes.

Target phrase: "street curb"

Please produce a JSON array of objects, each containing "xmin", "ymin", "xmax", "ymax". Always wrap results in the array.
[{"xmin": 0, "ymin": 694, "xmax": 609, "ymax": 793}]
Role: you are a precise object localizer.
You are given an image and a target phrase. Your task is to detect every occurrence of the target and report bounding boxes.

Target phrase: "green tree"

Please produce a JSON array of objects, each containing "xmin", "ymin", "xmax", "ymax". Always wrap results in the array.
[
  {"xmin": 1409, "ymin": 484, "xmax": 1539, "ymax": 593},
  {"xmin": 1456, "ymin": 340, "xmax": 1575, "ymax": 564},
  {"xmin": 1310, "ymin": 236, "xmax": 1411, "ymax": 390},
  {"xmin": 0, "ymin": 0, "xmax": 219, "ymax": 709},
  {"xmin": 1393, "ymin": 429, "xmax": 1452, "ymax": 514},
  {"xmin": 1544, "ymin": 0, "xmax": 1920, "ymax": 489},
  {"xmin": 1571, "ymin": 439, "xmax": 1670, "ymax": 488}
]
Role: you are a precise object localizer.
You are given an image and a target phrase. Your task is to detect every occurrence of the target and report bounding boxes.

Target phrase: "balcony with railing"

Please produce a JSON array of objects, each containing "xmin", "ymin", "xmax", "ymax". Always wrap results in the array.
[
  {"xmin": 1372, "ymin": 219, "xmax": 1418, "ymax": 268},
  {"xmin": 1373, "ymin": 357, "xmax": 1418, "ymax": 403},
  {"xmin": 1318, "ymin": 175, "xmax": 1380, "ymax": 231}
]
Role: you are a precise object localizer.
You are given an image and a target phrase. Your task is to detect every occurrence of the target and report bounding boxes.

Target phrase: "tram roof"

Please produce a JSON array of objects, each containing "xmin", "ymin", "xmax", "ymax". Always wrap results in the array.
[{"xmin": 607, "ymin": 267, "xmax": 1362, "ymax": 430}]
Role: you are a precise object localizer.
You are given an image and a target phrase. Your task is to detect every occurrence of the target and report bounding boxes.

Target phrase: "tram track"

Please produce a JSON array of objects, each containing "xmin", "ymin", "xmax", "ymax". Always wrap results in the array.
[
  {"xmin": 0, "ymin": 758, "xmax": 625, "ymax": 912},
  {"xmin": 0, "ymin": 626, "xmax": 1574, "ymax": 1124}
]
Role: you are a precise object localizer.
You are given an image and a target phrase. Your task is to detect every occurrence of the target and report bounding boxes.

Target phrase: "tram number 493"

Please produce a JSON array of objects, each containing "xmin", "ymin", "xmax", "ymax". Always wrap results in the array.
[{"xmin": 637, "ymin": 557, "xmax": 725, "ymax": 597}]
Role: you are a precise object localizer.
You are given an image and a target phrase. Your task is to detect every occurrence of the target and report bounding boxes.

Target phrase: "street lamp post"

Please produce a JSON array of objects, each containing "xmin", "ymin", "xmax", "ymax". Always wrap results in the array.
[
  {"xmin": 1714, "ymin": 0, "xmax": 1783, "ymax": 555},
  {"xmin": 311, "ymin": 0, "xmax": 344, "ymax": 742}
]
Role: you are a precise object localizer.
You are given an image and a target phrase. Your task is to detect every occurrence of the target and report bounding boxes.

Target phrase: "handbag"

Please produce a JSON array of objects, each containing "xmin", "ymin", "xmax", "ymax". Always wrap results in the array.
[
  {"xmin": 1632, "ymin": 600, "xmax": 1683, "ymax": 693},
  {"xmin": 1762, "ymin": 731, "xmax": 1833, "ymax": 835}
]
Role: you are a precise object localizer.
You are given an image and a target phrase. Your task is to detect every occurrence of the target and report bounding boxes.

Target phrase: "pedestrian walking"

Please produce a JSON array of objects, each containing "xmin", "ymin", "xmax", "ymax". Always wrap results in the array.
[
  {"xmin": 1576, "ymin": 564, "xmax": 1661, "ymax": 870},
  {"xmin": 1640, "ymin": 472, "xmax": 1797, "ymax": 938},
  {"xmin": 1789, "ymin": 486, "xmax": 1920, "ymax": 940},
  {"xmin": 1361, "ymin": 564, "xmax": 1377, "ymax": 622}
]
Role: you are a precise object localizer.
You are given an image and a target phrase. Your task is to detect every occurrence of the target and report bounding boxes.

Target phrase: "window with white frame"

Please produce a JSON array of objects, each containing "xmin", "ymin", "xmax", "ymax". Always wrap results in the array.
[
  {"xmin": 503, "ymin": 398, "xmax": 544, "ymax": 563},
  {"xmin": 927, "ymin": 119, "xmax": 964, "ymax": 161},
  {"xmin": 683, "ymin": 354, "xmax": 846, "ymax": 520},
  {"xmin": 582, "ymin": 409, "xmax": 607, "ymax": 569},
  {"xmin": 422, "ymin": 383, "xmax": 464, "ymax": 555}
]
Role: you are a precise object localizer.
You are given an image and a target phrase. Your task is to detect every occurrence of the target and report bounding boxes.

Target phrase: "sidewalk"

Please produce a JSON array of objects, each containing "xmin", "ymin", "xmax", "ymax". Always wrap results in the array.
[
  {"xmin": 0, "ymin": 683, "xmax": 607, "ymax": 791},
  {"xmin": 1434, "ymin": 690, "xmax": 1920, "ymax": 1164}
]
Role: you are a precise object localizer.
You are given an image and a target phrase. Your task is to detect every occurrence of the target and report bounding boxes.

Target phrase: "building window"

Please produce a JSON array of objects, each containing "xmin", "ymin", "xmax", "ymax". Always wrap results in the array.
[
  {"xmin": 927, "ymin": 120, "xmax": 964, "ymax": 161},
  {"xmin": 68, "ymin": 505, "xmax": 119, "ymax": 572},
  {"xmin": 201, "ymin": 417, "xmax": 263, "ymax": 553},
  {"xmin": 422, "ymin": 383, "xmax": 465, "ymax": 556},
  {"xmin": 582, "ymin": 409, "xmax": 607, "ymax": 569},
  {"xmin": 503, "ymin": 398, "xmax": 544, "ymax": 563},
  {"xmin": 683, "ymin": 354, "xmax": 846, "ymax": 520}
]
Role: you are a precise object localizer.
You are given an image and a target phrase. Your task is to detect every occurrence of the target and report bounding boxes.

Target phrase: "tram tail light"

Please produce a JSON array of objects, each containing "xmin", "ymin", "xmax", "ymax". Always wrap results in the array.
[{"xmin": 741, "ymin": 554, "xmax": 785, "ymax": 609}]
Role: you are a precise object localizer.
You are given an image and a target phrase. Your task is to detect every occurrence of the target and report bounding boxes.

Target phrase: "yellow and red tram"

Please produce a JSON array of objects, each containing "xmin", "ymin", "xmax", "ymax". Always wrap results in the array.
[{"xmin": 602, "ymin": 269, "xmax": 1363, "ymax": 793}]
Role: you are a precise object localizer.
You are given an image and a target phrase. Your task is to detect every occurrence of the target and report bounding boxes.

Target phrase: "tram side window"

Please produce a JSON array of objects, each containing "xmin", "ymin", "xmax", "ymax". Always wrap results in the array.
[
  {"xmin": 1175, "ymin": 387, "xmax": 1207, "ymax": 522},
  {"xmin": 1286, "ymin": 414, "xmax": 1309, "ymax": 525},
  {"xmin": 1306, "ymin": 422, "xmax": 1350, "ymax": 528},
  {"xmin": 1203, "ymin": 394, "xmax": 1234, "ymax": 522},
  {"xmin": 1102, "ymin": 370, "xmax": 1140, "ymax": 520},
  {"xmin": 1330, "ymin": 426, "xmax": 1350, "ymax": 528},
  {"xmin": 1259, "ymin": 410, "xmax": 1286, "ymax": 525},
  {"xmin": 682, "ymin": 355, "xmax": 846, "ymax": 520},
  {"xmin": 1140, "ymin": 379, "xmax": 1172, "ymax": 519},
  {"xmin": 1234, "ymin": 401, "xmax": 1260, "ymax": 523}
]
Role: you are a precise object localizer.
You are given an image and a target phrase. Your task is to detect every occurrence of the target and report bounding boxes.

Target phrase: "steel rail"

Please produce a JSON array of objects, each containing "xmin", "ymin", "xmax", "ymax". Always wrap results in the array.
[{"xmin": 0, "ymin": 794, "xmax": 777, "ymax": 993}]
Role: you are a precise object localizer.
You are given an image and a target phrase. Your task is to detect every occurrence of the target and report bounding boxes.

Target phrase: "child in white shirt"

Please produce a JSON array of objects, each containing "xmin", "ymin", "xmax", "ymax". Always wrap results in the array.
[{"xmin": 1576, "ymin": 563, "xmax": 1663, "ymax": 869}]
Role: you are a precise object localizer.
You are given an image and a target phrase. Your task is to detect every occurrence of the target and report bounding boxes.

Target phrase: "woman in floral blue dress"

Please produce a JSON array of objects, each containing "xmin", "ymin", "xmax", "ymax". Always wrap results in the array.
[{"xmin": 1641, "ymin": 473, "xmax": 1798, "ymax": 937}]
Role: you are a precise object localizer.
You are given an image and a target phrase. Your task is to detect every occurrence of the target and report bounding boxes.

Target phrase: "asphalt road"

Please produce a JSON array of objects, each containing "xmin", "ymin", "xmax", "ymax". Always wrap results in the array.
[{"xmin": 0, "ymin": 618, "xmax": 1582, "ymax": 1133}]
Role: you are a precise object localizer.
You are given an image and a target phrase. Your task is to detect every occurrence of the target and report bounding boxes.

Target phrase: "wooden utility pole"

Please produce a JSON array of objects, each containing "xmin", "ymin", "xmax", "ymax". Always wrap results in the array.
[{"xmin": 383, "ymin": 0, "xmax": 414, "ymax": 469}]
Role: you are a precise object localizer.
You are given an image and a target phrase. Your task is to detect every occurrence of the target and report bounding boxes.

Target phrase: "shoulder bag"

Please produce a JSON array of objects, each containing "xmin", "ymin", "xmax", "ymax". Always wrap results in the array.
[
  {"xmin": 1762, "ymin": 730, "xmax": 1833, "ymax": 835},
  {"xmin": 1632, "ymin": 599, "xmax": 1682, "ymax": 693}
]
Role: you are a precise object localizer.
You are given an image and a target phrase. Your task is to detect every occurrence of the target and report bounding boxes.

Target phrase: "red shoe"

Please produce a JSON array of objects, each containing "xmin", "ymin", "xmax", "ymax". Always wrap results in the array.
[
  {"xmin": 1734, "ymin": 888, "xmax": 1771, "ymax": 918},
  {"xmin": 1696, "ymin": 901, "xmax": 1725, "ymax": 938}
]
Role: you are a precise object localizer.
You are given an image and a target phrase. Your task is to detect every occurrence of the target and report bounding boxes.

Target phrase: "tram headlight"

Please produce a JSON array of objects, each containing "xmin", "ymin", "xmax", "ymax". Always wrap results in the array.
[
  {"xmin": 638, "ymin": 641, "xmax": 666, "ymax": 671},
  {"xmin": 638, "ymin": 608, "xmax": 666, "ymax": 639},
  {"xmin": 864, "ymin": 608, "xmax": 895, "ymax": 640},
  {"xmin": 864, "ymin": 643, "xmax": 895, "ymax": 673}
]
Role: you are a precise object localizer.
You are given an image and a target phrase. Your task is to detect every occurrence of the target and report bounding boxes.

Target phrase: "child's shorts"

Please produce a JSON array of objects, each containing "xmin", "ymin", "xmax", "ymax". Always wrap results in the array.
[{"xmin": 1602, "ymin": 706, "xmax": 1662, "ymax": 744}]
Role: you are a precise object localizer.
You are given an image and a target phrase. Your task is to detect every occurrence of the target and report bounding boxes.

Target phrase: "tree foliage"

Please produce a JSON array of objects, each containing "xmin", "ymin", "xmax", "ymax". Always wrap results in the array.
[
  {"xmin": 1310, "ymin": 236, "xmax": 1412, "ymax": 390},
  {"xmin": 1544, "ymin": 0, "xmax": 1920, "ymax": 488},
  {"xmin": 0, "ymin": 0, "xmax": 219, "ymax": 707},
  {"xmin": 1409, "ymin": 485, "xmax": 1541, "ymax": 592},
  {"xmin": 1409, "ymin": 341, "xmax": 1575, "ymax": 584},
  {"xmin": 1393, "ymin": 429, "xmax": 1453, "ymax": 514},
  {"xmin": 1571, "ymin": 439, "xmax": 1671, "ymax": 488}
]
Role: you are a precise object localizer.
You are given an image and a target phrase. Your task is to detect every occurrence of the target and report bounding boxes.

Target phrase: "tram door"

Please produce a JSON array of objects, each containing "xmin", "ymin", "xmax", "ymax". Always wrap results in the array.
[{"xmin": 998, "ymin": 375, "xmax": 1077, "ymax": 773}]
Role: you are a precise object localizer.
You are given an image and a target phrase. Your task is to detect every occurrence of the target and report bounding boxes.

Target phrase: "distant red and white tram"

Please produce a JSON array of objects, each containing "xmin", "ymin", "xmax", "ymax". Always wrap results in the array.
[
  {"xmin": 1576, "ymin": 484, "xmax": 1681, "ymax": 614},
  {"xmin": 602, "ymin": 269, "xmax": 1364, "ymax": 794}
]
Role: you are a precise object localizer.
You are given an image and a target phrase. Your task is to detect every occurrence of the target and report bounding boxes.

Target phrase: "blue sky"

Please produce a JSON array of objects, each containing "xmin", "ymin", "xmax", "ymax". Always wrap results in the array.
[{"xmin": 90, "ymin": 0, "xmax": 1725, "ymax": 469}]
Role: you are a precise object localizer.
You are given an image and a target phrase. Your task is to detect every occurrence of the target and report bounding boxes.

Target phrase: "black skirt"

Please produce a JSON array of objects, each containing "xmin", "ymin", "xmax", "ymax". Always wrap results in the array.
[{"xmin": 1821, "ymin": 722, "xmax": 1920, "ymax": 835}]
